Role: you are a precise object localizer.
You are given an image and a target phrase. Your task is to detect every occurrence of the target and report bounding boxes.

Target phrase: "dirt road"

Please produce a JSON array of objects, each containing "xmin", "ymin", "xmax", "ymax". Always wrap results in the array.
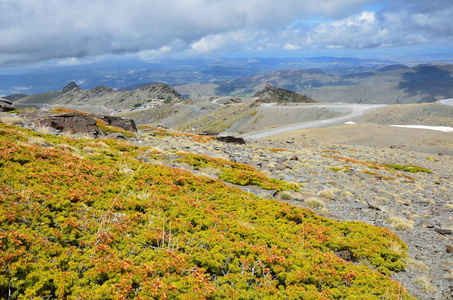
[{"xmin": 244, "ymin": 103, "xmax": 387, "ymax": 139}]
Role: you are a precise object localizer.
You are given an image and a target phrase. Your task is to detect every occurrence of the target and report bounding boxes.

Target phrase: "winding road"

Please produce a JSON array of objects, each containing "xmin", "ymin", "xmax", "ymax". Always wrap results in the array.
[{"xmin": 244, "ymin": 103, "xmax": 387, "ymax": 139}]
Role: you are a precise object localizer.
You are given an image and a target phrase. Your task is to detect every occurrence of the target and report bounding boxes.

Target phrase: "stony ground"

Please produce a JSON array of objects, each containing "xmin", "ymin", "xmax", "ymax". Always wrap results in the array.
[{"xmin": 136, "ymin": 130, "xmax": 453, "ymax": 300}]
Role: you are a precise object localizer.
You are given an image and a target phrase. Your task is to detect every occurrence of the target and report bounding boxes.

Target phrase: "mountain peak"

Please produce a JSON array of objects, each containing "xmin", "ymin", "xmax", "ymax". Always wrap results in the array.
[
  {"xmin": 61, "ymin": 82, "xmax": 81, "ymax": 93},
  {"xmin": 254, "ymin": 85, "xmax": 317, "ymax": 103}
]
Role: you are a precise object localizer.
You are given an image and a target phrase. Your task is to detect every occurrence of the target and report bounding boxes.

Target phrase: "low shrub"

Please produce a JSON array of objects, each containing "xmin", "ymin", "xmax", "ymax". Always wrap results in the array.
[
  {"xmin": 386, "ymin": 216, "xmax": 414, "ymax": 230},
  {"xmin": 0, "ymin": 123, "xmax": 414, "ymax": 299},
  {"xmin": 305, "ymin": 197, "xmax": 327, "ymax": 208},
  {"xmin": 382, "ymin": 164, "xmax": 432, "ymax": 173}
]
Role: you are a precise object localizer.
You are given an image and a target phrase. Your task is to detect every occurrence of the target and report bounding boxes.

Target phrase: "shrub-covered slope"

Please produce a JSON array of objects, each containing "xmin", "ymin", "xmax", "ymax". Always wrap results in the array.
[{"xmin": 0, "ymin": 123, "xmax": 413, "ymax": 299}]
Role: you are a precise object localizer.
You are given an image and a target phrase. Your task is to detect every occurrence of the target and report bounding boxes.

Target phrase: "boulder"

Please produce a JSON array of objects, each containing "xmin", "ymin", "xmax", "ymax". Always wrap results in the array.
[
  {"xmin": 101, "ymin": 116, "xmax": 137, "ymax": 132},
  {"xmin": 0, "ymin": 99, "xmax": 17, "ymax": 112},
  {"xmin": 35, "ymin": 113, "xmax": 99, "ymax": 135},
  {"xmin": 217, "ymin": 136, "xmax": 246, "ymax": 145}
]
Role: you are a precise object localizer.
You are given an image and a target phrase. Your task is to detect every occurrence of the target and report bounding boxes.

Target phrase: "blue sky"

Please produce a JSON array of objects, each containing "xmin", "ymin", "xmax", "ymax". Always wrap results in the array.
[{"xmin": 0, "ymin": 0, "xmax": 452, "ymax": 69}]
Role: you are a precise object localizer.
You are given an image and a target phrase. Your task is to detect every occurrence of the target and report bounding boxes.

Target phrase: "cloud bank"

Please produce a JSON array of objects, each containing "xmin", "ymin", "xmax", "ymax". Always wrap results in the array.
[{"xmin": 0, "ymin": 0, "xmax": 452, "ymax": 66}]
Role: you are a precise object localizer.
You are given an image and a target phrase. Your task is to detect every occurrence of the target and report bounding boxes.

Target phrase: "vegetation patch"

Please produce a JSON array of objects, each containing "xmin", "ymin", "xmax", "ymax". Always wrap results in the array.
[
  {"xmin": 143, "ymin": 127, "xmax": 214, "ymax": 143},
  {"xmin": 177, "ymin": 152, "xmax": 301, "ymax": 192},
  {"xmin": 0, "ymin": 123, "xmax": 414, "ymax": 299},
  {"xmin": 382, "ymin": 164, "xmax": 432, "ymax": 173},
  {"xmin": 325, "ymin": 155, "xmax": 429, "ymax": 179},
  {"xmin": 51, "ymin": 108, "xmax": 92, "ymax": 115}
]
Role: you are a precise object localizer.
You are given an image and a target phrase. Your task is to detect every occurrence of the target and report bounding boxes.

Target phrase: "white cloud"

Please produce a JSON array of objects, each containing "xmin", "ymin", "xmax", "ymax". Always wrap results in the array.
[
  {"xmin": 283, "ymin": 43, "xmax": 301, "ymax": 50},
  {"xmin": 0, "ymin": 0, "xmax": 376, "ymax": 64},
  {"xmin": 0, "ymin": 0, "xmax": 452, "ymax": 66},
  {"xmin": 285, "ymin": 1, "xmax": 453, "ymax": 50},
  {"xmin": 190, "ymin": 30, "xmax": 259, "ymax": 54}
]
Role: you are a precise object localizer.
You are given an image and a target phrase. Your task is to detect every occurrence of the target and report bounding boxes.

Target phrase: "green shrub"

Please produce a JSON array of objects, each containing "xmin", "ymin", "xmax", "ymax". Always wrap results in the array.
[
  {"xmin": 383, "ymin": 164, "xmax": 431, "ymax": 173},
  {"xmin": 0, "ymin": 123, "xmax": 414, "ymax": 299}
]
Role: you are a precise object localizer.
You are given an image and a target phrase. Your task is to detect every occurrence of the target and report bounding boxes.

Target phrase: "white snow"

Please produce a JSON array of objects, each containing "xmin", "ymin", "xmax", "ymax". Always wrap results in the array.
[{"xmin": 390, "ymin": 125, "xmax": 453, "ymax": 133}]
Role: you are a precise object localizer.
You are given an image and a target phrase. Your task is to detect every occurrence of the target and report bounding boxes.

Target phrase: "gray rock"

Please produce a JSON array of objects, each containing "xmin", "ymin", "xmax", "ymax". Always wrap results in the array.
[
  {"xmin": 0, "ymin": 99, "xmax": 17, "ymax": 112},
  {"xmin": 35, "ymin": 113, "xmax": 100, "ymax": 135},
  {"xmin": 101, "ymin": 115, "xmax": 137, "ymax": 132}
]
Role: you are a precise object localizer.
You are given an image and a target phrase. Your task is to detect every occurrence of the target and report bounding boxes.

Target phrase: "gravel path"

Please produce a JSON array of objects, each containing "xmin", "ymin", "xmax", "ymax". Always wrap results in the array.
[{"xmin": 244, "ymin": 103, "xmax": 387, "ymax": 139}]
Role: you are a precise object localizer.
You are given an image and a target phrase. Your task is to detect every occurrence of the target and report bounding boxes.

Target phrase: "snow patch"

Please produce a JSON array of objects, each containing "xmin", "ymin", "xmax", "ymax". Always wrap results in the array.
[{"xmin": 390, "ymin": 125, "xmax": 453, "ymax": 133}]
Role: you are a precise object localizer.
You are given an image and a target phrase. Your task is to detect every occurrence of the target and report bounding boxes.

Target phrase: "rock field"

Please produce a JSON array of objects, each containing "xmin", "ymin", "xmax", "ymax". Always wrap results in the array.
[{"xmin": 137, "ymin": 131, "xmax": 453, "ymax": 300}]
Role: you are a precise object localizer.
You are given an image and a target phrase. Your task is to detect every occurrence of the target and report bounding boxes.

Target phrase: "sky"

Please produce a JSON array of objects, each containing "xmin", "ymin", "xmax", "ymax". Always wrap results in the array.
[{"xmin": 1, "ymin": 0, "xmax": 452, "ymax": 70}]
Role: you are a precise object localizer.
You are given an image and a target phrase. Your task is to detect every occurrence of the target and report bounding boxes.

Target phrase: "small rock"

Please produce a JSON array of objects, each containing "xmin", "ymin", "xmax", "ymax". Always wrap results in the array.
[
  {"xmin": 434, "ymin": 228, "xmax": 452, "ymax": 235},
  {"xmin": 286, "ymin": 140, "xmax": 295, "ymax": 144},
  {"xmin": 290, "ymin": 155, "xmax": 299, "ymax": 161},
  {"xmin": 276, "ymin": 157, "xmax": 287, "ymax": 164},
  {"xmin": 446, "ymin": 245, "xmax": 453, "ymax": 253}
]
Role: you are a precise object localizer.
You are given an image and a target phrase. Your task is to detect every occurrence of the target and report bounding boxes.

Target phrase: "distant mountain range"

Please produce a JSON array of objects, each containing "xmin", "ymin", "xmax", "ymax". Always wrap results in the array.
[
  {"xmin": 0, "ymin": 56, "xmax": 417, "ymax": 96},
  {"xmin": 5, "ymin": 61, "xmax": 453, "ymax": 107},
  {"xmin": 176, "ymin": 62, "xmax": 453, "ymax": 104}
]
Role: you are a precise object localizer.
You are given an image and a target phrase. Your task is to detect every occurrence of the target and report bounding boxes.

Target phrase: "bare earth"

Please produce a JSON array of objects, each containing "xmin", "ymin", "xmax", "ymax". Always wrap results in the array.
[{"xmin": 265, "ymin": 123, "xmax": 453, "ymax": 156}]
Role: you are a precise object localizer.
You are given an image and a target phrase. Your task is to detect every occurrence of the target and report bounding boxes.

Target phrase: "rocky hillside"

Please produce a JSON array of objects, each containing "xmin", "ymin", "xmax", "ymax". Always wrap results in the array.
[
  {"xmin": 13, "ymin": 82, "xmax": 184, "ymax": 113},
  {"xmin": 254, "ymin": 85, "xmax": 316, "ymax": 103},
  {"xmin": 0, "ymin": 112, "xmax": 420, "ymax": 299}
]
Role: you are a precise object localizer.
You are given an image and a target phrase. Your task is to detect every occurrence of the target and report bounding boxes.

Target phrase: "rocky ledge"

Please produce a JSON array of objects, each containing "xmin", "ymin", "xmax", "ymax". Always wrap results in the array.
[{"xmin": 1, "ymin": 109, "xmax": 137, "ymax": 139}]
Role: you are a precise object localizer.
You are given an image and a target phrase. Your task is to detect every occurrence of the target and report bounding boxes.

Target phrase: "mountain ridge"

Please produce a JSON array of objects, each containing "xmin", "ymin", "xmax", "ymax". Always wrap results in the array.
[{"xmin": 12, "ymin": 82, "xmax": 184, "ymax": 113}]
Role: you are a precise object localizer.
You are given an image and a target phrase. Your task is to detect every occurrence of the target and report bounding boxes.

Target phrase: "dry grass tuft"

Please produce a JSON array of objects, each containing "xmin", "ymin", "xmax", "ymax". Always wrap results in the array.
[
  {"xmin": 28, "ymin": 137, "xmax": 52, "ymax": 147},
  {"xmin": 317, "ymin": 189, "xmax": 334, "ymax": 199},
  {"xmin": 202, "ymin": 166, "xmax": 223, "ymax": 176},
  {"xmin": 357, "ymin": 257, "xmax": 376, "ymax": 270},
  {"xmin": 279, "ymin": 191, "xmax": 293, "ymax": 200},
  {"xmin": 257, "ymin": 192, "xmax": 273, "ymax": 199},
  {"xmin": 375, "ymin": 196, "xmax": 389, "ymax": 202},
  {"xmin": 36, "ymin": 125, "xmax": 51, "ymax": 135},
  {"xmin": 317, "ymin": 207, "xmax": 329, "ymax": 216},
  {"xmin": 405, "ymin": 258, "xmax": 429, "ymax": 272},
  {"xmin": 341, "ymin": 190, "xmax": 353, "ymax": 198},
  {"xmin": 386, "ymin": 216, "xmax": 414, "ymax": 230},
  {"xmin": 388, "ymin": 241, "xmax": 405, "ymax": 256},
  {"xmin": 0, "ymin": 114, "xmax": 24, "ymax": 125},
  {"xmin": 415, "ymin": 276, "xmax": 437, "ymax": 293},
  {"xmin": 305, "ymin": 197, "xmax": 326, "ymax": 208}
]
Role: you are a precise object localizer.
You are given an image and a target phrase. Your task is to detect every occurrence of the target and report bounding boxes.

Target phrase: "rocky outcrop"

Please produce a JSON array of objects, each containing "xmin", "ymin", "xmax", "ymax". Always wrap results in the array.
[
  {"xmin": 19, "ymin": 109, "xmax": 138, "ymax": 138},
  {"xmin": 254, "ymin": 85, "xmax": 316, "ymax": 103},
  {"xmin": 139, "ymin": 83, "xmax": 184, "ymax": 102},
  {"xmin": 88, "ymin": 85, "xmax": 114, "ymax": 96},
  {"xmin": 101, "ymin": 116, "xmax": 137, "ymax": 132},
  {"xmin": 35, "ymin": 113, "xmax": 100, "ymax": 135},
  {"xmin": 0, "ymin": 98, "xmax": 16, "ymax": 112},
  {"xmin": 61, "ymin": 82, "xmax": 82, "ymax": 94}
]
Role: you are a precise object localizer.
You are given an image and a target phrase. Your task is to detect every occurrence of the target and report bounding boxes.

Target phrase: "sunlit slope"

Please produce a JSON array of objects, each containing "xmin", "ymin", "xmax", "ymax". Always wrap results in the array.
[{"xmin": 0, "ymin": 123, "xmax": 413, "ymax": 299}]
